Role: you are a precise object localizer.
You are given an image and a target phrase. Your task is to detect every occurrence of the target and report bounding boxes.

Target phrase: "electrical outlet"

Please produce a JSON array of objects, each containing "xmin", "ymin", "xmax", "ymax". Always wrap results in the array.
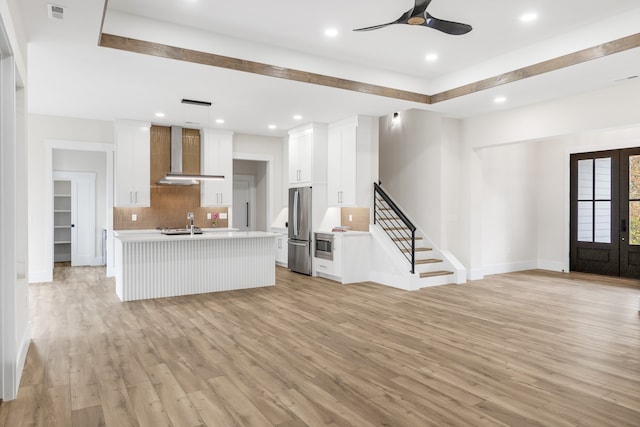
[
  {"xmin": 207, "ymin": 213, "xmax": 212, "ymax": 220},
  {"xmin": 219, "ymin": 212, "xmax": 228, "ymax": 219},
  {"xmin": 132, "ymin": 214, "xmax": 137, "ymax": 221},
  {"xmin": 349, "ymin": 214, "xmax": 353, "ymax": 222}
]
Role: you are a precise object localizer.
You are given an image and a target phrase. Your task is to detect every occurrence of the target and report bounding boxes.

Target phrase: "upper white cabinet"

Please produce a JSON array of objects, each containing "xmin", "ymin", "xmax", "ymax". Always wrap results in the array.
[
  {"xmin": 327, "ymin": 116, "xmax": 375, "ymax": 207},
  {"xmin": 288, "ymin": 128, "xmax": 313, "ymax": 185},
  {"xmin": 288, "ymin": 123, "xmax": 327, "ymax": 187},
  {"xmin": 201, "ymin": 129, "xmax": 233, "ymax": 206},
  {"xmin": 114, "ymin": 120, "xmax": 151, "ymax": 207}
]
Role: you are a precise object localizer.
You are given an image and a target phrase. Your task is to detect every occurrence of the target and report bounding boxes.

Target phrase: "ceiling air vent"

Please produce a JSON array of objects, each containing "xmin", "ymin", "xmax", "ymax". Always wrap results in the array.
[{"xmin": 47, "ymin": 4, "xmax": 65, "ymax": 20}]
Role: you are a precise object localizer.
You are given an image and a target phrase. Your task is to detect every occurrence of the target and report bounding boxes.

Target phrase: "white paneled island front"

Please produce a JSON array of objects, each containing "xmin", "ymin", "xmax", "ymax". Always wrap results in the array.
[{"xmin": 113, "ymin": 231, "xmax": 278, "ymax": 301}]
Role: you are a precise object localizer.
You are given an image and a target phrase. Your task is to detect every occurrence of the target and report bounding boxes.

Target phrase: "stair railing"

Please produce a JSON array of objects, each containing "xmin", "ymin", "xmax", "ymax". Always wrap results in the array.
[{"xmin": 373, "ymin": 183, "xmax": 416, "ymax": 274}]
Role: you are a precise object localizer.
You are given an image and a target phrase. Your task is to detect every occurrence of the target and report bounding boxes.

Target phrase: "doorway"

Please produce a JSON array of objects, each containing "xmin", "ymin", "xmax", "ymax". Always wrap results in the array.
[
  {"xmin": 53, "ymin": 171, "xmax": 97, "ymax": 266},
  {"xmin": 570, "ymin": 148, "xmax": 640, "ymax": 278},
  {"xmin": 233, "ymin": 157, "xmax": 270, "ymax": 231}
]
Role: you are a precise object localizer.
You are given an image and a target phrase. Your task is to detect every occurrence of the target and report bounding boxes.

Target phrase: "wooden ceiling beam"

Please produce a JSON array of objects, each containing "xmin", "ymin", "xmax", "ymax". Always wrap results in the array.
[{"xmin": 99, "ymin": 31, "xmax": 640, "ymax": 106}]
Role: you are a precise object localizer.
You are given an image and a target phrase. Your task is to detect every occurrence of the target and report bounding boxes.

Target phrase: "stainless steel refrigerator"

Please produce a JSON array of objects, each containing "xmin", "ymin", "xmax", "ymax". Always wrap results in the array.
[{"xmin": 288, "ymin": 186, "xmax": 312, "ymax": 275}]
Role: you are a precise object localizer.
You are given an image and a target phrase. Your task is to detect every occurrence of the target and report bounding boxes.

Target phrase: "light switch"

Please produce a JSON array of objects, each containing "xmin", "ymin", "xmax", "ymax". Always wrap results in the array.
[
  {"xmin": 219, "ymin": 212, "xmax": 228, "ymax": 219},
  {"xmin": 132, "ymin": 214, "xmax": 137, "ymax": 221},
  {"xmin": 349, "ymin": 214, "xmax": 353, "ymax": 222},
  {"xmin": 207, "ymin": 213, "xmax": 212, "ymax": 220}
]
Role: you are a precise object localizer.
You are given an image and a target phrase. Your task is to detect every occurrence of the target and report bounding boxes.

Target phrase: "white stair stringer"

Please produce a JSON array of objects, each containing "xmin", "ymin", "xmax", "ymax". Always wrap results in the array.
[{"xmin": 369, "ymin": 223, "xmax": 466, "ymax": 290}]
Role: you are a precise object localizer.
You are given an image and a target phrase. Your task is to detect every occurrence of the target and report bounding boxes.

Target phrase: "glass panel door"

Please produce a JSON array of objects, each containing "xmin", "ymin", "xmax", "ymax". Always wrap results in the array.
[
  {"xmin": 571, "ymin": 147, "xmax": 640, "ymax": 279},
  {"xmin": 570, "ymin": 150, "xmax": 620, "ymax": 276}
]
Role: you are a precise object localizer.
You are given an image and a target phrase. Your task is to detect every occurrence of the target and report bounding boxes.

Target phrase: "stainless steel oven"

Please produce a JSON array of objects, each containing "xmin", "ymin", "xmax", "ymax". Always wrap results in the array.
[{"xmin": 314, "ymin": 233, "xmax": 333, "ymax": 260}]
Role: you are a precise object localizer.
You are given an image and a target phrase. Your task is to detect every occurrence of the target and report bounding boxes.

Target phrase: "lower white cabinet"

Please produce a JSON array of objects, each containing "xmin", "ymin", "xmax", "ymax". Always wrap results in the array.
[
  {"xmin": 314, "ymin": 233, "xmax": 370, "ymax": 284},
  {"xmin": 275, "ymin": 233, "xmax": 288, "ymax": 267}
]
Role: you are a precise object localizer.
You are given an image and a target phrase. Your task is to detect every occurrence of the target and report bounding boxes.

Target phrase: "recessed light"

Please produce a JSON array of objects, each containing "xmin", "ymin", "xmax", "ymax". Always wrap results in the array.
[
  {"xmin": 520, "ymin": 12, "xmax": 538, "ymax": 22},
  {"xmin": 268, "ymin": 124, "xmax": 277, "ymax": 130},
  {"xmin": 425, "ymin": 53, "xmax": 438, "ymax": 62},
  {"xmin": 324, "ymin": 28, "xmax": 339, "ymax": 37},
  {"xmin": 293, "ymin": 115, "xmax": 303, "ymax": 120},
  {"xmin": 155, "ymin": 112, "xmax": 165, "ymax": 118},
  {"xmin": 494, "ymin": 96, "xmax": 507, "ymax": 103},
  {"xmin": 215, "ymin": 119, "xmax": 225, "ymax": 124}
]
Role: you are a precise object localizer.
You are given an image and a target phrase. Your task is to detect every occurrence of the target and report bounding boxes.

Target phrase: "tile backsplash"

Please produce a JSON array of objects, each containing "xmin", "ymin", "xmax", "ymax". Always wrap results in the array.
[
  {"xmin": 114, "ymin": 185, "xmax": 228, "ymax": 230},
  {"xmin": 340, "ymin": 207, "xmax": 370, "ymax": 232}
]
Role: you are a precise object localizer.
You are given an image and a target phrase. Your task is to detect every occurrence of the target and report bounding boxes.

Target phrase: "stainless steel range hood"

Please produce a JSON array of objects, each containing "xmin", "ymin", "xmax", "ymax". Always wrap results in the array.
[{"xmin": 157, "ymin": 126, "xmax": 225, "ymax": 185}]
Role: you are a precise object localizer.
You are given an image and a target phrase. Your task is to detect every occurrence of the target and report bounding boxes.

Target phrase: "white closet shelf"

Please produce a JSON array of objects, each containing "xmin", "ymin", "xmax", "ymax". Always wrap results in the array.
[{"xmin": 54, "ymin": 241, "xmax": 71, "ymax": 244}]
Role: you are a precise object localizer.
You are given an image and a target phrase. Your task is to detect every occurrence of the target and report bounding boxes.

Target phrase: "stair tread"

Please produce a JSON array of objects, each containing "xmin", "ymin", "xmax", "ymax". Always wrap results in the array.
[
  {"xmin": 415, "ymin": 258, "xmax": 442, "ymax": 264},
  {"xmin": 384, "ymin": 227, "xmax": 409, "ymax": 231},
  {"xmin": 401, "ymin": 247, "xmax": 432, "ymax": 252},
  {"xmin": 419, "ymin": 270, "xmax": 454, "ymax": 278}
]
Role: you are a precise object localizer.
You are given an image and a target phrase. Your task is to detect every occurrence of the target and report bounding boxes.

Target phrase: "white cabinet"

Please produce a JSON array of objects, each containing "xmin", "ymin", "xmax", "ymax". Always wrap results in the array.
[
  {"xmin": 327, "ymin": 116, "xmax": 375, "ymax": 207},
  {"xmin": 275, "ymin": 233, "xmax": 288, "ymax": 267},
  {"xmin": 114, "ymin": 120, "xmax": 151, "ymax": 207},
  {"xmin": 288, "ymin": 128, "xmax": 314, "ymax": 186},
  {"xmin": 314, "ymin": 233, "xmax": 371, "ymax": 284},
  {"xmin": 328, "ymin": 120, "xmax": 357, "ymax": 206},
  {"xmin": 201, "ymin": 129, "xmax": 233, "ymax": 206}
]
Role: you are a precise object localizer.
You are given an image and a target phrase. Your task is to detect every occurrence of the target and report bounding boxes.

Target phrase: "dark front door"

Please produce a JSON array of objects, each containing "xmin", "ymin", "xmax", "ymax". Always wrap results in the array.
[{"xmin": 570, "ymin": 148, "xmax": 640, "ymax": 278}]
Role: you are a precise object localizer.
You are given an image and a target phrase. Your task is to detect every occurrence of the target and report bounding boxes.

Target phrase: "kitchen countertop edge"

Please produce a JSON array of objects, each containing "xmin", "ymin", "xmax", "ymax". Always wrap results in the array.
[{"xmin": 114, "ymin": 230, "xmax": 278, "ymax": 243}]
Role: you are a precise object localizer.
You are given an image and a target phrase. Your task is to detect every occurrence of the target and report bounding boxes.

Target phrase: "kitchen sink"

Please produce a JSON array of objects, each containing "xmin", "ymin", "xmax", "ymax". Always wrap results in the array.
[{"xmin": 159, "ymin": 227, "xmax": 203, "ymax": 235}]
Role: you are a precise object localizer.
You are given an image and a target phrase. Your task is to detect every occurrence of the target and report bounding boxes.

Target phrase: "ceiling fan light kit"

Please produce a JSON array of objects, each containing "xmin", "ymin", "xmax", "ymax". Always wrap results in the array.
[{"xmin": 353, "ymin": 0, "xmax": 472, "ymax": 35}]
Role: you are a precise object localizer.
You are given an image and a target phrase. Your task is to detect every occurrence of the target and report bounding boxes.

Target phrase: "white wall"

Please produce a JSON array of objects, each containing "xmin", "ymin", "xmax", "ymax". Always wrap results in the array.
[
  {"xmin": 28, "ymin": 114, "xmax": 114, "ymax": 280},
  {"xmin": 1, "ymin": 0, "xmax": 29, "ymax": 401},
  {"xmin": 378, "ymin": 79, "xmax": 640, "ymax": 280},
  {"xmin": 480, "ymin": 142, "xmax": 539, "ymax": 274},
  {"xmin": 379, "ymin": 109, "xmax": 445, "ymax": 247},
  {"xmin": 459, "ymin": 78, "xmax": 640, "ymax": 278},
  {"xmin": 53, "ymin": 149, "xmax": 107, "ymax": 260},
  {"xmin": 233, "ymin": 133, "xmax": 284, "ymax": 224}
]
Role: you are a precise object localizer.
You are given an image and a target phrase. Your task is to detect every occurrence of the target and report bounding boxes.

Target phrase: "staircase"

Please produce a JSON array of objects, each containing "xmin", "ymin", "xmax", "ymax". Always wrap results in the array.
[{"xmin": 372, "ymin": 183, "xmax": 464, "ymax": 289}]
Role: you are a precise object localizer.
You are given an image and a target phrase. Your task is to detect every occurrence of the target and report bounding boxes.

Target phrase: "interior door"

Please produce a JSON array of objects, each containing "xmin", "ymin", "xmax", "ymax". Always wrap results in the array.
[
  {"xmin": 71, "ymin": 172, "xmax": 96, "ymax": 266},
  {"xmin": 233, "ymin": 177, "xmax": 251, "ymax": 231},
  {"xmin": 570, "ymin": 148, "xmax": 640, "ymax": 278}
]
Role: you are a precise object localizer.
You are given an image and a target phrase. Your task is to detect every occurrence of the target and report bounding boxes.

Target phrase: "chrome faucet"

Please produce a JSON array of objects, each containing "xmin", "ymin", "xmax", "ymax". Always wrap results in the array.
[{"xmin": 187, "ymin": 212, "xmax": 195, "ymax": 236}]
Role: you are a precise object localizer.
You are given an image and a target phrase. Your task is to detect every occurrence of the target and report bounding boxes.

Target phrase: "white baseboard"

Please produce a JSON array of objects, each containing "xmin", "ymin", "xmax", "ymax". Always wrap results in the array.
[
  {"xmin": 91, "ymin": 257, "xmax": 105, "ymax": 266},
  {"xmin": 369, "ymin": 271, "xmax": 415, "ymax": 291},
  {"xmin": 483, "ymin": 261, "xmax": 538, "ymax": 277},
  {"xmin": 536, "ymin": 260, "xmax": 566, "ymax": 272},
  {"xmin": 28, "ymin": 270, "xmax": 52, "ymax": 284},
  {"xmin": 468, "ymin": 268, "xmax": 484, "ymax": 281}
]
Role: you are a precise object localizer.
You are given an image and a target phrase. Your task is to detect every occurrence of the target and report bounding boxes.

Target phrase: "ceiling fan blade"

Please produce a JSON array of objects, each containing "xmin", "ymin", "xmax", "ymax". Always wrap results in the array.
[
  {"xmin": 424, "ymin": 13, "xmax": 472, "ymax": 35},
  {"xmin": 353, "ymin": 21, "xmax": 397, "ymax": 32},
  {"xmin": 412, "ymin": 0, "xmax": 434, "ymax": 17},
  {"xmin": 353, "ymin": 6, "xmax": 415, "ymax": 32}
]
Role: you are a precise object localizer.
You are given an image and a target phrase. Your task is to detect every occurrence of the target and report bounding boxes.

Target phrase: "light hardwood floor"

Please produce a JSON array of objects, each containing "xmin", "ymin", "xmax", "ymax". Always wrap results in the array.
[{"xmin": 1, "ymin": 266, "xmax": 639, "ymax": 426}]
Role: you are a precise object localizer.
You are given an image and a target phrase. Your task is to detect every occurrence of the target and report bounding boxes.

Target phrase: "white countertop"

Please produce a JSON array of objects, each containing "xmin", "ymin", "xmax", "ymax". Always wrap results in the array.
[{"xmin": 114, "ymin": 230, "xmax": 278, "ymax": 243}]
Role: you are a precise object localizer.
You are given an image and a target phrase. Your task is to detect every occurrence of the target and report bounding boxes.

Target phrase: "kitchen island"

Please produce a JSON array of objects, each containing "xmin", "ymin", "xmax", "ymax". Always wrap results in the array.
[{"xmin": 113, "ymin": 230, "xmax": 278, "ymax": 301}]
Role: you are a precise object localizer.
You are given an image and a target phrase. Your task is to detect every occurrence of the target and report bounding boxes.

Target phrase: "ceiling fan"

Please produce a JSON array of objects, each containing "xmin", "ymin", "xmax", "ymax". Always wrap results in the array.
[{"xmin": 353, "ymin": 0, "xmax": 472, "ymax": 35}]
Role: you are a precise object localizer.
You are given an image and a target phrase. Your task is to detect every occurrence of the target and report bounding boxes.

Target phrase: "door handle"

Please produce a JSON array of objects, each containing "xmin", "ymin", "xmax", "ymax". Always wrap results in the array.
[
  {"xmin": 621, "ymin": 219, "xmax": 627, "ymax": 233},
  {"xmin": 246, "ymin": 202, "xmax": 249, "ymax": 227},
  {"xmin": 290, "ymin": 241, "xmax": 306, "ymax": 247},
  {"xmin": 293, "ymin": 190, "xmax": 299, "ymax": 236}
]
